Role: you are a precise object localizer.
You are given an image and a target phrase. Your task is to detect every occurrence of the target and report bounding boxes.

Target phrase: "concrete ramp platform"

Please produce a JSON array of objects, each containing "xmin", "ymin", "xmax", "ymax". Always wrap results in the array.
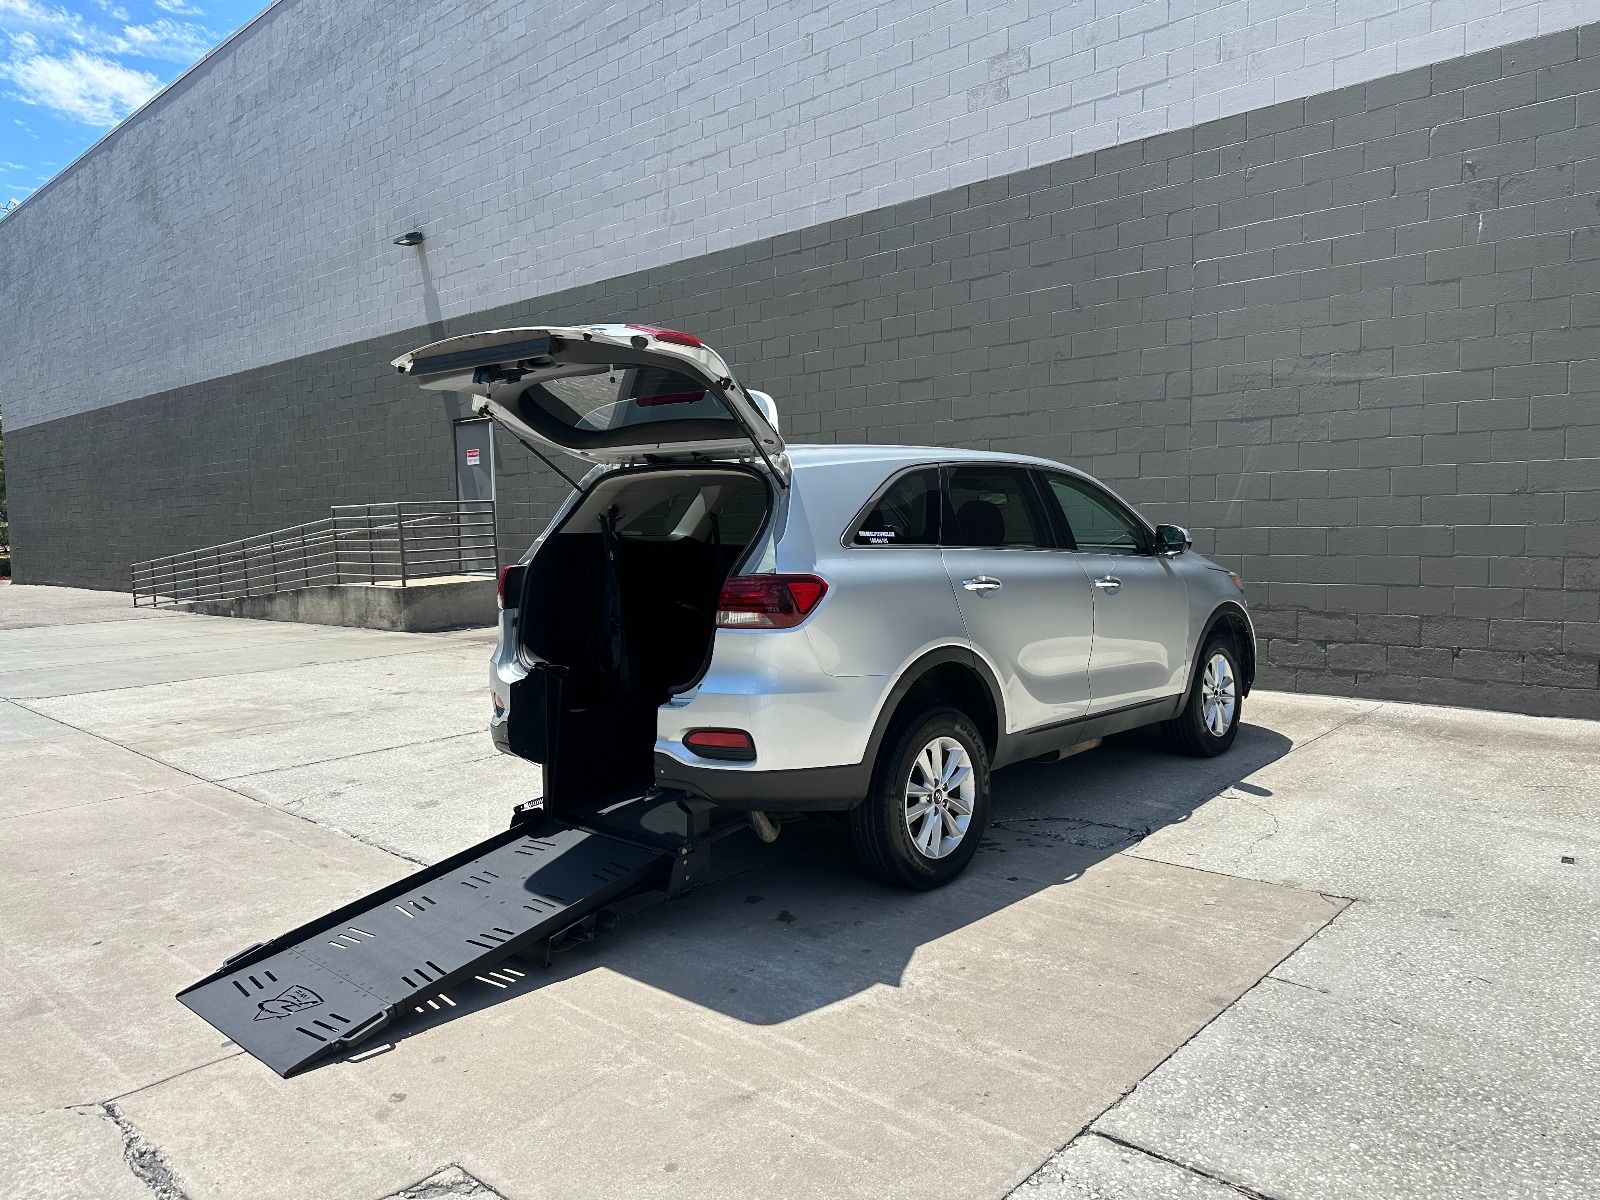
[{"xmin": 180, "ymin": 575, "xmax": 495, "ymax": 632}]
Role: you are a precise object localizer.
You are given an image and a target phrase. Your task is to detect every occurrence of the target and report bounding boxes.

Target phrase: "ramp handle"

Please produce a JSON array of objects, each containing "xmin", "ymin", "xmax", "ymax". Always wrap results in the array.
[
  {"xmin": 221, "ymin": 941, "xmax": 270, "ymax": 969},
  {"xmin": 332, "ymin": 1011, "xmax": 392, "ymax": 1049}
]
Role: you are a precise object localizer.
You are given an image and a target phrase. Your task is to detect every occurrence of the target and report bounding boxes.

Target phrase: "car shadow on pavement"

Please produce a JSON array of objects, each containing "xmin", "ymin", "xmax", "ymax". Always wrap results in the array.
[{"xmin": 342, "ymin": 719, "xmax": 1293, "ymax": 1064}]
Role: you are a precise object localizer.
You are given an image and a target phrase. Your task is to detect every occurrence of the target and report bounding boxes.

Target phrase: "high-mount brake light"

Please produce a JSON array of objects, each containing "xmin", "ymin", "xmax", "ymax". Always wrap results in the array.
[
  {"xmin": 625, "ymin": 324, "xmax": 704, "ymax": 348},
  {"xmin": 634, "ymin": 389, "xmax": 707, "ymax": 407},
  {"xmin": 715, "ymin": 575, "xmax": 829, "ymax": 629}
]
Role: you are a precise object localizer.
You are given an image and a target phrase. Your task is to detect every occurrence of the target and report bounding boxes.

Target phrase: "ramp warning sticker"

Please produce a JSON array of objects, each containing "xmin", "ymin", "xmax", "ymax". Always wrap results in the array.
[{"xmin": 254, "ymin": 985, "xmax": 323, "ymax": 1021}]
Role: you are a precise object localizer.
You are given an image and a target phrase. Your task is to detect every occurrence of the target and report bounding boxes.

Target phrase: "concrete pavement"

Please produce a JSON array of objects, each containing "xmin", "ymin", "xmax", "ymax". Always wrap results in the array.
[{"xmin": 1, "ymin": 583, "xmax": 1595, "ymax": 1199}]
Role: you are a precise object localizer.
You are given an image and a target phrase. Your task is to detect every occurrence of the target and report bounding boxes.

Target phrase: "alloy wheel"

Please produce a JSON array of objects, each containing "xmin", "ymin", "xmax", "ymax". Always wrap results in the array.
[
  {"xmin": 903, "ymin": 736, "xmax": 975, "ymax": 859},
  {"xmin": 1202, "ymin": 652, "xmax": 1237, "ymax": 737}
]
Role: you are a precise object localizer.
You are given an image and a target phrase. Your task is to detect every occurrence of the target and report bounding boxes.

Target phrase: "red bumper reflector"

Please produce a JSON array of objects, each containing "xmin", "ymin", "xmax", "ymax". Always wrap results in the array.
[
  {"xmin": 684, "ymin": 728, "xmax": 756, "ymax": 761},
  {"xmin": 716, "ymin": 574, "xmax": 828, "ymax": 629}
]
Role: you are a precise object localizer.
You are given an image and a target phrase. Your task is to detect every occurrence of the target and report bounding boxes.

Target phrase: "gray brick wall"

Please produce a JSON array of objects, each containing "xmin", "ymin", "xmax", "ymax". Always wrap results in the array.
[
  {"xmin": 11, "ymin": 24, "xmax": 1600, "ymax": 719},
  {"xmin": 0, "ymin": 0, "xmax": 1571, "ymax": 434}
]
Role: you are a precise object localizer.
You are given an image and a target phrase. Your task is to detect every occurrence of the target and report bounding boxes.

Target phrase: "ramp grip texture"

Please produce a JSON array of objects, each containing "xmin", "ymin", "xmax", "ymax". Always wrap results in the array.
[{"xmin": 177, "ymin": 824, "xmax": 666, "ymax": 1076}]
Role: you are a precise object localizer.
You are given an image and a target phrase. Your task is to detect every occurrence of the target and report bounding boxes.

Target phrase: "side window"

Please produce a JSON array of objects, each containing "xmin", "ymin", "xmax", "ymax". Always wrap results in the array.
[
  {"xmin": 1044, "ymin": 474, "xmax": 1148, "ymax": 555},
  {"xmin": 851, "ymin": 468, "xmax": 941, "ymax": 546},
  {"xmin": 942, "ymin": 466, "xmax": 1051, "ymax": 549}
]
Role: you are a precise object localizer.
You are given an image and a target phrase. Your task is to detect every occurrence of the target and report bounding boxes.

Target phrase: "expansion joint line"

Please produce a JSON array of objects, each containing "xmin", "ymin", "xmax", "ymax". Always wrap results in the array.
[{"xmin": 1090, "ymin": 1130, "xmax": 1287, "ymax": 1199}]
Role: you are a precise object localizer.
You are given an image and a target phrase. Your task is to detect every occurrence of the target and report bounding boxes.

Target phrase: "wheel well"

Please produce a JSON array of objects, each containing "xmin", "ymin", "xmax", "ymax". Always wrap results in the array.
[
  {"xmin": 893, "ymin": 662, "xmax": 1000, "ymax": 757},
  {"xmin": 1209, "ymin": 608, "xmax": 1256, "ymax": 695}
]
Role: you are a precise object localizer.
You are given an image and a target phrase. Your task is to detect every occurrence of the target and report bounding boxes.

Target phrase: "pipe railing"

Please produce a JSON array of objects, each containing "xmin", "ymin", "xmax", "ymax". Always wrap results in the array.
[{"xmin": 131, "ymin": 500, "xmax": 497, "ymax": 607}]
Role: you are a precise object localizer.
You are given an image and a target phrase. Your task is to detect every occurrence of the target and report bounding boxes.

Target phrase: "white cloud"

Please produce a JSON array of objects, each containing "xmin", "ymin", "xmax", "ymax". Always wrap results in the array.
[
  {"xmin": 0, "ymin": 0, "xmax": 218, "ymax": 133},
  {"xmin": 0, "ymin": 48, "xmax": 159, "ymax": 125},
  {"xmin": 109, "ymin": 18, "xmax": 213, "ymax": 62},
  {"xmin": 0, "ymin": 0, "xmax": 89, "ymax": 43}
]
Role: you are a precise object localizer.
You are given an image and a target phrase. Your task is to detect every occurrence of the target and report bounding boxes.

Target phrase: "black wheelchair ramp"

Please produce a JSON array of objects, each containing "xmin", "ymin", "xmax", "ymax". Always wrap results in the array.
[{"xmin": 178, "ymin": 821, "xmax": 669, "ymax": 1077}]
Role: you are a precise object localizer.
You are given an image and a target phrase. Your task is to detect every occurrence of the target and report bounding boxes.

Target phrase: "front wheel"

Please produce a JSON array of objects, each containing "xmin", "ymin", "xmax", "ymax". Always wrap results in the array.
[
  {"xmin": 1164, "ymin": 636, "xmax": 1242, "ymax": 757},
  {"xmin": 849, "ymin": 708, "xmax": 991, "ymax": 889}
]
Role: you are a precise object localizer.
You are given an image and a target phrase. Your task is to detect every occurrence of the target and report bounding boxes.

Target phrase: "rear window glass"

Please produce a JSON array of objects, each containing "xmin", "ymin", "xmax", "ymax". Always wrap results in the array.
[
  {"xmin": 613, "ymin": 475, "xmax": 768, "ymax": 544},
  {"xmin": 943, "ymin": 466, "xmax": 1050, "ymax": 549},
  {"xmin": 852, "ymin": 469, "xmax": 942, "ymax": 546},
  {"xmin": 523, "ymin": 365, "xmax": 735, "ymax": 437}
]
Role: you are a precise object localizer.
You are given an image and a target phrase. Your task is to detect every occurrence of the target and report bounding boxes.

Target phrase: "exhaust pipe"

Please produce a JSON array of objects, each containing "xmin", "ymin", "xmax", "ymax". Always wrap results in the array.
[{"xmin": 748, "ymin": 811, "xmax": 780, "ymax": 843}]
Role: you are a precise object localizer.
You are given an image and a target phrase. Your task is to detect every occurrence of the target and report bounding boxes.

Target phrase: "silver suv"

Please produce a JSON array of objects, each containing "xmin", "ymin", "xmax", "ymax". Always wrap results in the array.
[{"xmin": 396, "ymin": 324, "xmax": 1255, "ymax": 889}]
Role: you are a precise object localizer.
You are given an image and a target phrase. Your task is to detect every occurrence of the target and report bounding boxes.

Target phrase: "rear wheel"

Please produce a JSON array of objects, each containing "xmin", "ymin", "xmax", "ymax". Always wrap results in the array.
[
  {"xmin": 1164, "ymin": 635, "xmax": 1242, "ymax": 757},
  {"xmin": 849, "ymin": 707, "xmax": 990, "ymax": 889}
]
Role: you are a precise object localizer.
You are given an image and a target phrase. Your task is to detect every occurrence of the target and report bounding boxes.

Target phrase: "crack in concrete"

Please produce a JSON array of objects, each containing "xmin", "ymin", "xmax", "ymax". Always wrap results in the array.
[
  {"xmin": 1089, "ymin": 1130, "xmax": 1286, "ymax": 1199},
  {"xmin": 991, "ymin": 814, "xmax": 1143, "ymax": 836},
  {"xmin": 1226, "ymin": 793, "xmax": 1283, "ymax": 858},
  {"xmin": 1264, "ymin": 974, "xmax": 1332, "ymax": 996},
  {"xmin": 98, "ymin": 1101, "xmax": 191, "ymax": 1200},
  {"xmin": 380, "ymin": 1164, "xmax": 505, "ymax": 1199}
]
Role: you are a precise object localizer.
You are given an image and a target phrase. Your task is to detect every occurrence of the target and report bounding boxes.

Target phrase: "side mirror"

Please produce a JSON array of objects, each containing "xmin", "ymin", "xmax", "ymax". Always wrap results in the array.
[{"xmin": 1156, "ymin": 524, "xmax": 1191, "ymax": 556}]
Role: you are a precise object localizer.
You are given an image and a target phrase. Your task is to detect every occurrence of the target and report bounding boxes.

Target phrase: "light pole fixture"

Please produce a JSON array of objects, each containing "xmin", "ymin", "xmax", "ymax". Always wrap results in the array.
[{"xmin": 392, "ymin": 230, "xmax": 424, "ymax": 246}]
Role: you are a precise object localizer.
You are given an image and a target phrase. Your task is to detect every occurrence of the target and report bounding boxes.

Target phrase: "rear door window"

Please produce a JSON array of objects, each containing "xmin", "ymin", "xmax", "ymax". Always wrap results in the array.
[
  {"xmin": 851, "ymin": 468, "xmax": 942, "ymax": 546},
  {"xmin": 1042, "ymin": 473, "xmax": 1149, "ymax": 555},
  {"xmin": 942, "ymin": 466, "xmax": 1051, "ymax": 549}
]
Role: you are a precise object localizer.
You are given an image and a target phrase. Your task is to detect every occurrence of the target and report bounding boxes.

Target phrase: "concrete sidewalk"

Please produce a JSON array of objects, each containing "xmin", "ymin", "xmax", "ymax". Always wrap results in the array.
[{"xmin": 2, "ymin": 585, "xmax": 1595, "ymax": 1200}]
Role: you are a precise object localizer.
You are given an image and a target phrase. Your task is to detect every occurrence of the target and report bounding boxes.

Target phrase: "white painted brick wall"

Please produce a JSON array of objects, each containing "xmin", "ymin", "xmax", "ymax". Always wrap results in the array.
[{"xmin": 0, "ymin": 0, "xmax": 1584, "ymax": 429}]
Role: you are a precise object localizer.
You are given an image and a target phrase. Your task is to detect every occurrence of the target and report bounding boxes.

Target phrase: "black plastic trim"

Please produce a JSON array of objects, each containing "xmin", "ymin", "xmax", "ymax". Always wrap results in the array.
[
  {"xmin": 653, "ymin": 755, "xmax": 870, "ymax": 811},
  {"xmin": 407, "ymin": 335, "xmax": 553, "ymax": 377},
  {"xmin": 1195, "ymin": 600, "xmax": 1257, "ymax": 695},
  {"xmin": 1001, "ymin": 694, "xmax": 1185, "ymax": 763}
]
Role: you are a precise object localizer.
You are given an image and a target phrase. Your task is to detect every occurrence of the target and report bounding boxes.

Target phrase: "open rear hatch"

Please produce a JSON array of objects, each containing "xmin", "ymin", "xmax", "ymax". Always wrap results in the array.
[
  {"xmin": 392, "ymin": 324, "xmax": 785, "ymax": 478},
  {"xmin": 179, "ymin": 324, "xmax": 780, "ymax": 1078}
]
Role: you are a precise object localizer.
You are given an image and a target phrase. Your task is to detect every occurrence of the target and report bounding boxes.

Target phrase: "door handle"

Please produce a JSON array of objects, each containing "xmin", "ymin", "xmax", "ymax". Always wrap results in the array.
[
  {"xmin": 962, "ymin": 576, "xmax": 1002, "ymax": 593},
  {"xmin": 1092, "ymin": 576, "xmax": 1122, "ymax": 593}
]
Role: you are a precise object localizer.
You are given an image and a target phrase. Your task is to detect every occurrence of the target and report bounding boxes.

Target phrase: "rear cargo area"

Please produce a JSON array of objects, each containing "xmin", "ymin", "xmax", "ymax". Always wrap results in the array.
[{"xmin": 512, "ymin": 467, "xmax": 770, "ymax": 810}]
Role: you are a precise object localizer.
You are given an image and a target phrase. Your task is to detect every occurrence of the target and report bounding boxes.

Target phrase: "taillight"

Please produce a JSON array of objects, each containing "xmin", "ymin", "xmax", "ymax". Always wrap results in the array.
[
  {"xmin": 625, "ymin": 324, "xmax": 704, "ymax": 348},
  {"xmin": 684, "ymin": 728, "xmax": 755, "ymax": 761},
  {"xmin": 497, "ymin": 564, "xmax": 524, "ymax": 610},
  {"xmin": 715, "ymin": 574, "xmax": 828, "ymax": 629}
]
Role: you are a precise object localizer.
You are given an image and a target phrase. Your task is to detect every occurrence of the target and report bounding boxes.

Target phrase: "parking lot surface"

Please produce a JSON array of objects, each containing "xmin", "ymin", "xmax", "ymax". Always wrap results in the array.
[{"xmin": 2, "ymin": 584, "xmax": 1595, "ymax": 1200}]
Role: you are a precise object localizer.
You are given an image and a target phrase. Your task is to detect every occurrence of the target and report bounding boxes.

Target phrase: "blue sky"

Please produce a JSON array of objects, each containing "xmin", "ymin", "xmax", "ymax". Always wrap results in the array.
[{"xmin": 0, "ymin": 0, "xmax": 263, "ymax": 212}]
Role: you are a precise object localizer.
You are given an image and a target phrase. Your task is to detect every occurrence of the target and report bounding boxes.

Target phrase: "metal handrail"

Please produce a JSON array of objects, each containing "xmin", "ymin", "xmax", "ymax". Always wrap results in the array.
[{"xmin": 130, "ymin": 500, "xmax": 497, "ymax": 607}]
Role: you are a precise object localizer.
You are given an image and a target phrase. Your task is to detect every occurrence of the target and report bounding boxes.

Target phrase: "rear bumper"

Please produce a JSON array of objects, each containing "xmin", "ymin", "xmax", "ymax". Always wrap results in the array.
[{"xmin": 652, "ymin": 752, "xmax": 869, "ymax": 812}]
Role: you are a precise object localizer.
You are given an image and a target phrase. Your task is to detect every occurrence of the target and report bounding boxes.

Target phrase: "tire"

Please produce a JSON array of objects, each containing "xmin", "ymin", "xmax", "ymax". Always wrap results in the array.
[
  {"xmin": 849, "ymin": 707, "xmax": 991, "ymax": 890},
  {"xmin": 1164, "ymin": 634, "xmax": 1243, "ymax": 757}
]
